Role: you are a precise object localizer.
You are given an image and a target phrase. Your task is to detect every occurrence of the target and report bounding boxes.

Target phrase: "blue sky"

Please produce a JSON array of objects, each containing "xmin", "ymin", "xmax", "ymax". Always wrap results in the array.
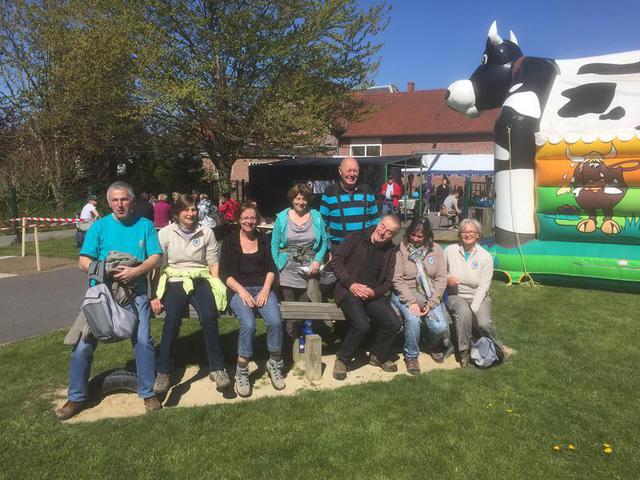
[{"xmin": 359, "ymin": 0, "xmax": 640, "ymax": 90}]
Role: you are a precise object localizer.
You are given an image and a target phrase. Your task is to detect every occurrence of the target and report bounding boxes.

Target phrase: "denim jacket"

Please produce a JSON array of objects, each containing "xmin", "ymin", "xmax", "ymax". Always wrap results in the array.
[{"xmin": 271, "ymin": 208, "xmax": 329, "ymax": 271}]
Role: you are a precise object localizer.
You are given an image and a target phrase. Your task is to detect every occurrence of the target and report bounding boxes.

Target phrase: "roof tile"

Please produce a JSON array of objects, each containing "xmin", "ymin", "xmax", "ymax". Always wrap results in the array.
[{"xmin": 341, "ymin": 89, "xmax": 499, "ymax": 137}]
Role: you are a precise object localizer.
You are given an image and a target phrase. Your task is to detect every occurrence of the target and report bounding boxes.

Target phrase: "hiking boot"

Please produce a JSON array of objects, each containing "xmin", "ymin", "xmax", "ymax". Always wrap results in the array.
[
  {"xmin": 333, "ymin": 358, "xmax": 348, "ymax": 380},
  {"xmin": 54, "ymin": 400, "xmax": 86, "ymax": 421},
  {"xmin": 429, "ymin": 351, "xmax": 445, "ymax": 364},
  {"xmin": 405, "ymin": 357, "xmax": 421, "ymax": 375},
  {"xmin": 153, "ymin": 373, "xmax": 171, "ymax": 395},
  {"xmin": 369, "ymin": 354, "xmax": 398, "ymax": 372},
  {"xmin": 144, "ymin": 396, "xmax": 163, "ymax": 412},
  {"xmin": 459, "ymin": 349, "xmax": 470, "ymax": 368},
  {"xmin": 266, "ymin": 358, "xmax": 286, "ymax": 391},
  {"xmin": 209, "ymin": 369, "xmax": 231, "ymax": 390},
  {"xmin": 235, "ymin": 363, "xmax": 252, "ymax": 397}
]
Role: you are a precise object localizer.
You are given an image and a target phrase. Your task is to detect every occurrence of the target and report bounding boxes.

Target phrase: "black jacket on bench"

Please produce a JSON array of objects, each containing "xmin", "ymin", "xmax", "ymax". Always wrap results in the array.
[{"xmin": 331, "ymin": 227, "xmax": 397, "ymax": 305}]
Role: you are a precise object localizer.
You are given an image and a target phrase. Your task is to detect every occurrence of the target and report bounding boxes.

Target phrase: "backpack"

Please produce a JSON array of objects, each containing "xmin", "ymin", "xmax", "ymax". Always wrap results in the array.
[
  {"xmin": 82, "ymin": 284, "xmax": 138, "ymax": 343},
  {"xmin": 470, "ymin": 336, "xmax": 503, "ymax": 368}
]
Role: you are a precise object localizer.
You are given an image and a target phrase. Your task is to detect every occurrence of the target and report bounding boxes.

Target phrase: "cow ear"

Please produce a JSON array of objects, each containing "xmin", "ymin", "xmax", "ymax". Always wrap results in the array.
[
  {"xmin": 488, "ymin": 20, "xmax": 503, "ymax": 46},
  {"xmin": 509, "ymin": 30, "xmax": 519, "ymax": 46}
]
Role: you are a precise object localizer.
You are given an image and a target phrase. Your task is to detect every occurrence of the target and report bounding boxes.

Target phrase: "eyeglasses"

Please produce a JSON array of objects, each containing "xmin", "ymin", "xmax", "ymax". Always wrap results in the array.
[
  {"xmin": 240, "ymin": 216, "xmax": 257, "ymax": 222},
  {"xmin": 460, "ymin": 230, "xmax": 478, "ymax": 236}
]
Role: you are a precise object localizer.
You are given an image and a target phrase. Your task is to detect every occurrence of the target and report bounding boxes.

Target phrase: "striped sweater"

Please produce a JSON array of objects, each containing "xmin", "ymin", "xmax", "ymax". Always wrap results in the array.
[{"xmin": 320, "ymin": 182, "xmax": 380, "ymax": 245}]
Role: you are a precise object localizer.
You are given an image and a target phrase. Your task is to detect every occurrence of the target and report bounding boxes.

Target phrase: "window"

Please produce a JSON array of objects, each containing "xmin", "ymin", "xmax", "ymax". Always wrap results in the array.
[{"xmin": 350, "ymin": 144, "xmax": 382, "ymax": 157}]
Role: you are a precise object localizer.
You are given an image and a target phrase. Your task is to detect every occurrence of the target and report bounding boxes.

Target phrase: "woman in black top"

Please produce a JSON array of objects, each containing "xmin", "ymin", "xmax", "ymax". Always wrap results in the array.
[{"xmin": 219, "ymin": 203, "xmax": 284, "ymax": 397}]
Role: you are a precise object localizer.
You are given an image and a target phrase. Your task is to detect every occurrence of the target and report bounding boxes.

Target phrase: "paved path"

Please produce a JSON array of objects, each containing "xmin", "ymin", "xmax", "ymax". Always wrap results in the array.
[{"xmin": 0, "ymin": 266, "xmax": 85, "ymax": 344}]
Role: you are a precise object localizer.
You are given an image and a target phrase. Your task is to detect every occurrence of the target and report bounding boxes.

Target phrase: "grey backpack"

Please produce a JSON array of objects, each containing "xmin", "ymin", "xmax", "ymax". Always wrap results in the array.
[
  {"xmin": 82, "ymin": 284, "xmax": 138, "ymax": 343},
  {"xmin": 470, "ymin": 336, "xmax": 502, "ymax": 368}
]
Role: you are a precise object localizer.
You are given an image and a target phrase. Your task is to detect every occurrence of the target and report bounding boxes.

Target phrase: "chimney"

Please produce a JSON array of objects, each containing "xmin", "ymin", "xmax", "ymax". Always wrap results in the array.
[{"xmin": 407, "ymin": 81, "xmax": 415, "ymax": 93}]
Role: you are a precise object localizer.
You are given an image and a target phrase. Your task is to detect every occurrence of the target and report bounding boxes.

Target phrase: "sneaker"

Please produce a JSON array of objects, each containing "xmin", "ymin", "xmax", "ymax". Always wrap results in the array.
[
  {"xmin": 153, "ymin": 373, "xmax": 171, "ymax": 395},
  {"xmin": 235, "ymin": 363, "xmax": 252, "ymax": 397},
  {"xmin": 405, "ymin": 357, "xmax": 421, "ymax": 375},
  {"xmin": 369, "ymin": 354, "xmax": 398, "ymax": 372},
  {"xmin": 333, "ymin": 358, "xmax": 348, "ymax": 380},
  {"xmin": 209, "ymin": 369, "xmax": 231, "ymax": 390},
  {"xmin": 144, "ymin": 396, "xmax": 163, "ymax": 412},
  {"xmin": 54, "ymin": 400, "xmax": 86, "ymax": 421},
  {"xmin": 459, "ymin": 349, "xmax": 470, "ymax": 368},
  {"xmin": 266, "ymin": 358, "xmax": 286, "ymax": 391}
]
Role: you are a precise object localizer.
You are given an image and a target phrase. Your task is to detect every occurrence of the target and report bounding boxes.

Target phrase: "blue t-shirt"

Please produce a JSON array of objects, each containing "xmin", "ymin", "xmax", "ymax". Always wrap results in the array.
[{"xmin": 81, "ymin": 214, "xmax": 162, "ymax": 293}]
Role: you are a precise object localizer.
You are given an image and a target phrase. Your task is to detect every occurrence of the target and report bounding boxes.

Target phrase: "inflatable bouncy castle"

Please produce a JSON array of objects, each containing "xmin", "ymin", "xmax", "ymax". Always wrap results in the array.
[{"xmin": 446, "ymin": 22, "xmax": 640, "ymax": 287}]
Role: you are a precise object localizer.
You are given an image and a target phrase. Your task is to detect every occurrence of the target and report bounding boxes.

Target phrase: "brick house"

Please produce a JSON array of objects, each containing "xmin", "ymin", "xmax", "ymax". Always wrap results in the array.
[{"xmin": 336, "ymin": 83, "xmax": 499, "ymax": 192}]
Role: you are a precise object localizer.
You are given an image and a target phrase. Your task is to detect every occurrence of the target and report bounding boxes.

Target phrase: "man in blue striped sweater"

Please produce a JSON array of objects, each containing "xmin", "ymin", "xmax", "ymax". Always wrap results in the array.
[{"xmin": 320, "ymin": 157, "xmax": 380, "ymax": 247}]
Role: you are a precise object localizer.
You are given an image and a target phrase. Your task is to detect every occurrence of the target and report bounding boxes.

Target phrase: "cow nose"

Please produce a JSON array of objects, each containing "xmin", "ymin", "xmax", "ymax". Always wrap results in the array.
[{"xmin": 445, "ymin": 90, "xmax": 450, "ymax": 100}]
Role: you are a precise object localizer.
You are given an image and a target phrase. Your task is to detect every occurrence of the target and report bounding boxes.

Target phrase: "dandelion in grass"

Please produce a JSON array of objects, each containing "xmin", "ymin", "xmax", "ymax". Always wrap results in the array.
[
  {"xmin": 552, "ymin": 445, "xmax": 561, "ymax": 452},
  {"xmin": 568, "ymin": 444, "xmax": 576, "ymax": 451},
  {"xmin": 505, "ymin": 409, "xmax": 513, "ymax": 414},
  {"xmin": 603, "ymin": 444, "xmax": 613, "ymax": 454}
]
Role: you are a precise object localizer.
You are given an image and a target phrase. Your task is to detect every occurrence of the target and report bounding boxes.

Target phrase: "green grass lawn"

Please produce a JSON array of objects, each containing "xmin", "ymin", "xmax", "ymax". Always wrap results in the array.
[
  {"xmin": 1, "ymin": 282, "xmax": 638, "ymax": 479},
  {"xmin": 0, "ymin": 237, "xmax": 79, "ymax": 260}
]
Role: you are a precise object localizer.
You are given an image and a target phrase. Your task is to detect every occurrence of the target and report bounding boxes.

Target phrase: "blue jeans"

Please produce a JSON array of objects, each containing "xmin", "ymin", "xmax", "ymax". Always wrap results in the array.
[
  {"xmin": 382, "ymin": 199, "xmax": 396, "ymax": 215},
  {"xmin": 391, "ymin": 293, "xmax": 449, "ymax": 359},
  {"xmin": 229, "ymin": 286, "xmax": 283, "ymax": 358},
  {"xmin": 157, "ymin": 280, "xmax": 223, "ymax": 374},
  {"xmin": 67, "ymin": 294, "xmax": 155, "ymax": 401}
]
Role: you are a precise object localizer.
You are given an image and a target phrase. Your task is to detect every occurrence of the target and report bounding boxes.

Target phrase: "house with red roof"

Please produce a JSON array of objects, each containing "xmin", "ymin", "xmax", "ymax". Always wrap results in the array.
[{"xmin": 337, "ymin": 83, "xmax": 498, "ymax": 158}]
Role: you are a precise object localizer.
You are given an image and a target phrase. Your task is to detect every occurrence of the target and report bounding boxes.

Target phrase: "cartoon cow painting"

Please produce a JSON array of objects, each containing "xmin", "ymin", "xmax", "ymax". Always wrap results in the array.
[
  {"xmin": 446, "ymin": 21, "xmax": 640, "ymax": 248},
  {"xmin": 558, "ymin": 146, "xmax": 640, "ymax": 235}
]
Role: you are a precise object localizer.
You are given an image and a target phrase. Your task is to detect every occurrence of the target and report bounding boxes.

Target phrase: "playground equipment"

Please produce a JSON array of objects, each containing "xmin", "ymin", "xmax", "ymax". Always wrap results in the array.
[{"xmin": 446, "ymin": 21, "xmax": 640, "ymax": 287}]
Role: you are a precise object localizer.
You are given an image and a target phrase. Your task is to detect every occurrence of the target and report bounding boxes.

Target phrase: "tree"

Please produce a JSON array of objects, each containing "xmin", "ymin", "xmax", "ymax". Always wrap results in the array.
[
  {"xmin": 0, "ymin": 0, "xmax": 156, "ymax": 210},
  {"xmin": 145, "ymin": 0, "xmax": 389, "ymax": 194}
]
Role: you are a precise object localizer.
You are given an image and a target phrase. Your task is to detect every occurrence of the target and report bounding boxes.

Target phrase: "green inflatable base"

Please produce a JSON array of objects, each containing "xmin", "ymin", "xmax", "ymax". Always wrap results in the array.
[{"xmin": 482, "ymin": 239, "xmax": 640, "ymax": 291}]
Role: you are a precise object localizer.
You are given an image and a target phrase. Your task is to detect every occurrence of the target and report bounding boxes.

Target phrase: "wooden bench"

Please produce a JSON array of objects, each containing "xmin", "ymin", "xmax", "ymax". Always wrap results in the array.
[{"xmin": 279, "ymin": 301, "xmax": 346, "ymax": 381}]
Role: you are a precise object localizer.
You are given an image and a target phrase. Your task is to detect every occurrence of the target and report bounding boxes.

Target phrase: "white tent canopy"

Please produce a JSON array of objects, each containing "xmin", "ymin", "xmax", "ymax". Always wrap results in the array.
[{"xmin": 401, "ymin": 154, "xmax": 494, "ymax": 176}]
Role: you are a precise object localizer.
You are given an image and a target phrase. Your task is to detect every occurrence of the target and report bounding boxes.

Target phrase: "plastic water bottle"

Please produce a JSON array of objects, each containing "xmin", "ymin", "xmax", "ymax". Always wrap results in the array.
[{"xmin": 298, "ymin": 320, "xmax": 313, "ymax": 354}]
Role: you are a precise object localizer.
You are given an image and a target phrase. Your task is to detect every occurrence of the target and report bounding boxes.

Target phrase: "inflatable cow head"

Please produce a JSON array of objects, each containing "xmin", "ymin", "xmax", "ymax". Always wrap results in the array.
[{"xmin": 446, "ymin": 21, "xmax": 523, "ymax": 117}]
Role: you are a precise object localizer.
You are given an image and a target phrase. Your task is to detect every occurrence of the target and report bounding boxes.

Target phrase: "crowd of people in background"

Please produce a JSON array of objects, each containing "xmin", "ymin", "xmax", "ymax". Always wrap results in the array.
[{"xmin": 57, "ymin": 158, "xmax": 509, "ymax": 421}]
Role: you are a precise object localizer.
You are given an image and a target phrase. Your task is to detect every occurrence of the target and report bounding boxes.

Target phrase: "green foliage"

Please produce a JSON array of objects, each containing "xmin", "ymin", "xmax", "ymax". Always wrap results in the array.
[
  {"xmin": 0, "ymin": 283, "xmax": 639, "ymax": 479},
  {"xmin": 0, "ymin": 0, "xmax": 156, "ymax": 210},
  {"xmin": 0, "ymin": 0, "xmax": 387, "ymax": 209},
  {"xmin": 144, "ymin": 0, "xmax": 389, "ymax": 193}
]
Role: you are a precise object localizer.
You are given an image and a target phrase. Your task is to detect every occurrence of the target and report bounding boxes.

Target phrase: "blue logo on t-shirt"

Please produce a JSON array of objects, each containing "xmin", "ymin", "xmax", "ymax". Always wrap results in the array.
[
  {"xmin": 471, "ymin": 260, "xmax": 479, "ymax": 270},
  {"xmin": 193, "ymin": 238, "xmax": 200, "ymax": 247},
  {"xmin": 427, "ymin": 256, "xmax": 435, "ymax": 265}
]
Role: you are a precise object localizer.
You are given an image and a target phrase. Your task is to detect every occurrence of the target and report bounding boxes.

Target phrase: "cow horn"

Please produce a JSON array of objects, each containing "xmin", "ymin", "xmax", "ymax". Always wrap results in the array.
[
  {"xmin": 509, "ymin": 30, "xmax": 519, "ymax": 46},
  {"xmin": 605, "ymin": 144, "xmax": 617, "ymax": 158},
  {"xmin": 565, "ymin": 147, "xmax": 585, "ymax": 163},
  {"xmin": 488, "ymin": 21, "xmax": 503, "ymax": 45}
]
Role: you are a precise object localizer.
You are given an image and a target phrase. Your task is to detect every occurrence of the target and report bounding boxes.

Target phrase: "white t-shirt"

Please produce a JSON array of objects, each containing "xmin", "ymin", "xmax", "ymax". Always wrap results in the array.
[
  {"xmin": 385, "ymin": 183, "xmax": 394, "ymax": 200},
  {"xmin": 80, "ymin": 202, "xmax": 97, "ymax": 220}
]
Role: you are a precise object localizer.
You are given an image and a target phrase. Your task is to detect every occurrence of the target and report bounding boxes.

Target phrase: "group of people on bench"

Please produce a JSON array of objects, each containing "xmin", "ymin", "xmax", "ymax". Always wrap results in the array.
[{"xmin": 56, "ymin": 157, "xmax": 503, "ymax": 420}]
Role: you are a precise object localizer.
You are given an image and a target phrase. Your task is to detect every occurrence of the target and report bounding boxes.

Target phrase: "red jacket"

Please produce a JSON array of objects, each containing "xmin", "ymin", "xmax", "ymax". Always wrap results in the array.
[
  {"xmin": 379, "ymin": 181, "xmax": 403, "ymax": 208},
  {"xmin": 219, "ymin": 198, "xmax": 239, "ymax": 222}
]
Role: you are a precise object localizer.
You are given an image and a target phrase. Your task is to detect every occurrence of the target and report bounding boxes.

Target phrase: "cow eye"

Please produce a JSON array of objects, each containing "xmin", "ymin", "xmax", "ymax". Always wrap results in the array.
[{"xmin": 481, "ymin": 54, "xmax": 488, "ymax": 65}]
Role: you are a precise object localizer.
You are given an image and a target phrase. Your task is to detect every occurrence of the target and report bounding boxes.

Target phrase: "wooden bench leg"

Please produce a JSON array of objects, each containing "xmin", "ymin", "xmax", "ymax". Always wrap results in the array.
[{"xmin": 304, "ymin": 334, "xmax": 322, "ymax": 382}]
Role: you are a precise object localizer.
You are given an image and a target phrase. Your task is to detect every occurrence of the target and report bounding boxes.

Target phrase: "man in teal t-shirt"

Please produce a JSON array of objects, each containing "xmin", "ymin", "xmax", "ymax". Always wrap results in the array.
[{"xmin": 56, "ymin": 181, "xmax": 163, "ymax": 421}]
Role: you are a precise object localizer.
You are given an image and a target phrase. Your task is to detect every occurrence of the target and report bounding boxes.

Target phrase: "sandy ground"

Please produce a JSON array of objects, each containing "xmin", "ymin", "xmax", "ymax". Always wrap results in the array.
[
  {"xmin": 53, "ymin": 353, "xmax": 459, "ymax": 423},
  {"xmin": 0, "ymin": 256, "xmax": 76, "ymax": 275}
]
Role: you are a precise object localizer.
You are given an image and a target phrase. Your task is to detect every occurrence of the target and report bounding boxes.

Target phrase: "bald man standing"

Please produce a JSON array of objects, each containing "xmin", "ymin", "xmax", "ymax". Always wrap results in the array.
[{"xmin": 320, "ymin": 157, "xmax": 380, "ymax": 248}]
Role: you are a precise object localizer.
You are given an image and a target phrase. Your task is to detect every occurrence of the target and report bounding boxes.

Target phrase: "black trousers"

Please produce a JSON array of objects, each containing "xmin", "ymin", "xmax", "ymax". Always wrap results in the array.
[
  {"xmin": 281, "ymin": 286, "xmax": 309, "ymax": 339},
  {"xmin": 337, "ymin": 293, "xmax": 401, "ymax": 363}
]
